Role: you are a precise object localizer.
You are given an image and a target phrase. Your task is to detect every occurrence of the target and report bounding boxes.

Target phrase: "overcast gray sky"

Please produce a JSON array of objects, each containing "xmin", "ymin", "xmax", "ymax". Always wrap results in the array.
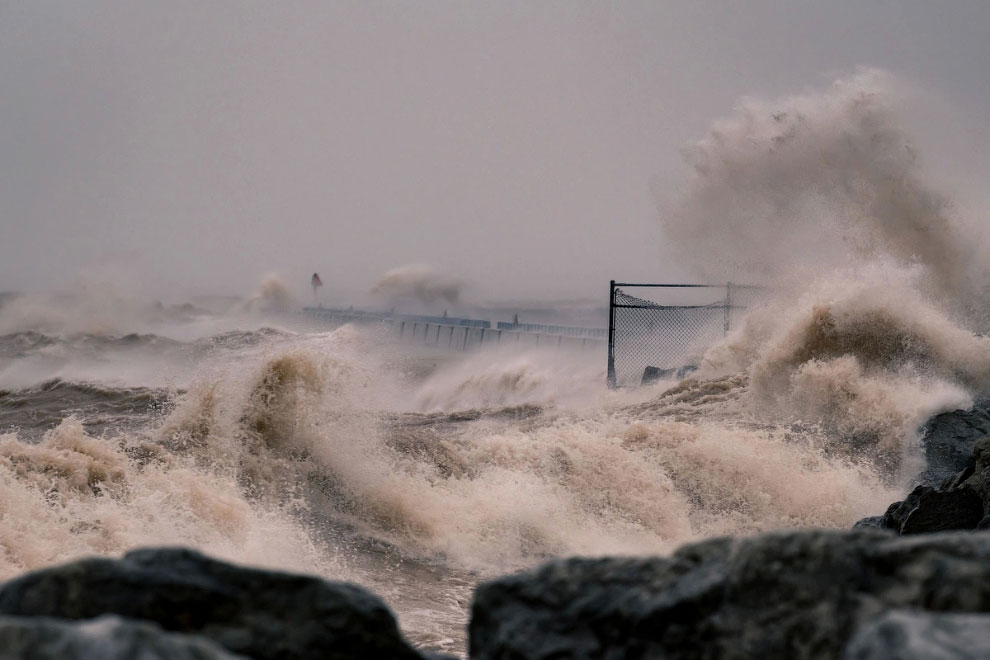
[{"xmin": 2, "ymin": 1, "xmax": 989, "ymax": 303}]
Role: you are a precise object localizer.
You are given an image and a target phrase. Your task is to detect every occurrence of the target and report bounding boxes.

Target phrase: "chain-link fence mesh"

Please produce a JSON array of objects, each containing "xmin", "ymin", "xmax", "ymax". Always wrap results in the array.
[{"xmin": 608, "ymin": 283, "xmax": 763, "ymax": 387}]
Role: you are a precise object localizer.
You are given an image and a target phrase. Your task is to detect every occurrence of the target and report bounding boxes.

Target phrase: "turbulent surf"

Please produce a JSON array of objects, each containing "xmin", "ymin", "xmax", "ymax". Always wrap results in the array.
[{"xmin": 1, "ymin": 71, "xmax": 988, "ymax": 655}]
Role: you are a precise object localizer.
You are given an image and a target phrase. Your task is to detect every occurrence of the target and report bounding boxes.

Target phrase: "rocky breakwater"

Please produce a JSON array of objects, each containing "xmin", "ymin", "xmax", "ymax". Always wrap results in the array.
[
  {"xmin": 859, "ymin": 437, "xmax": 990, "ymax": 534},
  {"xmin": 5, "ymin": 531, "xmax": 990, "ymax": 658},
  {"xmin": 470, "ymin": 529, "xmax": 990, "ymax": 660},
  {"xmin": 0, "ymin": 547, "xmax": 448, "ymax": 660},
  {"xmin": 922, "ymin": 401, "xmax": 990, "ymax": 477},
  {"xmin": 856, "ymin": 401, "xmax": 990, "ymax": 534}
]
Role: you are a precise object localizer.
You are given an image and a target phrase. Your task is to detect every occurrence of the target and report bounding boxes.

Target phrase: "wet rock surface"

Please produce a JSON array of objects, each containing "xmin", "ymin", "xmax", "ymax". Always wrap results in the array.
[
  {"xmin": 880, "ymin": 485, "xmax": 984, "ymax": 534},
  {"xmin": 0, "ymin": 547, "xmax": 438, "ymax": 660},
  {"xmin": 855, "ymin": 399, "xmax": 990, "ymax": 535},
  {"xmin": 4, "ymin": 532, "xmax": 990, "ymax": 659},
  {"xmin": 0, "ymin": 614, "xmax": 245, "ymax": 660},
  {"xmin": 469, "ymin": 529, "xmax": 990, "ymax": 660},
  {"xmin": 843, "ymin": 610, "xmax": 990, "ymax": 660},
  {"xmin": 857, "ymin": 433, "xmax": 990, "ymax": 534},
  {"xmin": 920, "ymin": 399, "xmax": 990, "ymax": 485}
]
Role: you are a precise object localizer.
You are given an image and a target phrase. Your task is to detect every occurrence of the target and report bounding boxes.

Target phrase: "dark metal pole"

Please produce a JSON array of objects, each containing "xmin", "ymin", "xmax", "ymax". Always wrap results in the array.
[
  {"xmin": 607, "ymin": 280, "xmax": 616, "ymax": 389},
  {"xmin": 724, "ymin": 282, "xmax": 733, "ymax": 335}
]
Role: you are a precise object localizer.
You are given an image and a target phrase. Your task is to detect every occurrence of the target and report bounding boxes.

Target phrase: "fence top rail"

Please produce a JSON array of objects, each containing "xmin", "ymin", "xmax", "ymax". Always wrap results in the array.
[
  {"xmin": 611, "ymin": 303, "xmax": 731, "ymax": 310},
  {"xmin": 612, "ymin": 282, "xmax": 762, "ymax": 289}
]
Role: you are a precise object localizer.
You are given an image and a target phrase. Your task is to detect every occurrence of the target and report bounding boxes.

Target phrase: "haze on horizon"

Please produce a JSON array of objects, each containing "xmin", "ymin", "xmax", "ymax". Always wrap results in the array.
[{"xmin": 2, "ymin": 1, "xmax": 990, "ymax": 306}]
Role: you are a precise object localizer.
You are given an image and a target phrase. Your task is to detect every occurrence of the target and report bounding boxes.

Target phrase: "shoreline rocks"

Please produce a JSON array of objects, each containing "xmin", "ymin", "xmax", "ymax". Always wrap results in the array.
[
  {"xmin": 854, "ymin": 400, "xmax": 990, "ymax": 535},
  {"xmin": 0, "ymin": 547, "xmax": 442, "ymax": 660},
  {"xmin": 470, "ymin": 529, "xmax": 990, "ymax": 660},
  {"xmin": 856, "ymin": 436, "xmax": 990, "ymax": 535},
  {"xmin": 920, "ymin": 398, "xmax": 990, "ymax": 485},
  {"xmin": 0, "ymin": 615, "xmax": 246, "ymax": 660},
  {"xmin": 844, "ymin": 610, "xmax": 990, "ymax": 660},
  {"xmin": 2, "ymin": 531, "xmax": 990, "ymax": 658}
]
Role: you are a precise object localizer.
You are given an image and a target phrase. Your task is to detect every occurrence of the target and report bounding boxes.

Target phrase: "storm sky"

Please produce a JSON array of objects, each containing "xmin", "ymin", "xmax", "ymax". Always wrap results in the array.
[{"xmin": 2, "ymin": 1, "xmax": 989, "ymax": 304}]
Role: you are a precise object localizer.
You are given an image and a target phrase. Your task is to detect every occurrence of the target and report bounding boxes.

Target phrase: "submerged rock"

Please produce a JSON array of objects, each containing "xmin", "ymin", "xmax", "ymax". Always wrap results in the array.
[
  {"xmin": 470, "ymin": 529, "xmax": 990, "ymax": 660},
  {"xmin": 641, "ymin": 365, "xmax": 675, "ymax": 385},
  {"xmin": 844, "ymin": 610, "xmax": 990, "ymax": 660},
  {"xmin": 0, "ymin": 547, "xmax": 435, "ymax": 660},
  {"xmin": 851, "ymin": 515, "xmax": 883, "ymax": 529},
  {"xmin": 0, "ymin": 614, "xmax": 243, "ymax": 660}
]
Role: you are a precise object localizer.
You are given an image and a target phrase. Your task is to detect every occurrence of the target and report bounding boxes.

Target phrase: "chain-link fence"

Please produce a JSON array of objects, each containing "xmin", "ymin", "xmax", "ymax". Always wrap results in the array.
[{"xmin": 607, "ymin": 282, "xmax": 762, "ymax": 388}]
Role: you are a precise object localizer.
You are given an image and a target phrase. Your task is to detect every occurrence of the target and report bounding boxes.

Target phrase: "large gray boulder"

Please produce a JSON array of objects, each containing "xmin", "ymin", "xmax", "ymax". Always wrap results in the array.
[
  {"xmin": 921, "ymin": 401, "xmax": 990, "ymax": 485},
  {"xmin": 860, "ymin": 436, "xmax": 990, "ymax": 534},
  {"xmin": 844, "ymin": 610, "xmax": 990, "ymax": 660},
  {"xmin": 0, "ymin": 614, "xmax": 244, "ymax": 660},
  {"xmin": 470, "ymin": 529, "xmax": 990, "ymax": 660},
  {"xmin": 0, "ymin": 547, "xmax": 432, "ymax": 660},
  {"xmin": 879, "ymin": 485, "xmax": 984, "ymax": 534}
]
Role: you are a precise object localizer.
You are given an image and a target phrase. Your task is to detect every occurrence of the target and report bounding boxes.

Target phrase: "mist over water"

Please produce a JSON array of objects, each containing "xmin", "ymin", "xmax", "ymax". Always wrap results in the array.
[
  {"xmin": 370, "ymin": 264, "xmax": 464, "ymax": 310},
  {"xmin": 665, "ymin": 70, "xmax": 988, "ymax": 306},
  {"xmin": 2, "ymin": 71, "xmax": 989, "ymax": 654},
  {"xmin": 675, "ymin": 69, "xmax": 990, "ymax": 472}
]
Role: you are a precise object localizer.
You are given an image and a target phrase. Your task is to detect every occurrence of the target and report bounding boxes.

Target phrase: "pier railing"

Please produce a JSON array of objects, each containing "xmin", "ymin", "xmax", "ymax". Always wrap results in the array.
[
  {"xmin": 496, "ymin": 321, "xmax": 607, "ymax": 339},
  {"xmin": 303, "ymin": 307, "xmax": 490, "ymax": 328},
  {"xmin": 301, "ymin": 307, "xmax": 606, "ymax": 352}
]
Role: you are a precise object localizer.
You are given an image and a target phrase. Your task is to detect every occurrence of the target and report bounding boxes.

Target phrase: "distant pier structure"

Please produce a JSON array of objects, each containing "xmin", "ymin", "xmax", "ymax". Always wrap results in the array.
[{"xmin": 301, "ymin": 306, "xmax": 606, "ymax": 353}]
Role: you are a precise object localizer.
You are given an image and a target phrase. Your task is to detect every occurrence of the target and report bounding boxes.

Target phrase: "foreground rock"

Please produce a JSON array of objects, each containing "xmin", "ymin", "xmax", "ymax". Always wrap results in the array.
[
  {"xmin": 0, "ymin": 547, "xmax": 435, "ymax": 660},
  {"xmin": 0, "ymin": 615, "xmax": 244, "ymax": 660},
  {"xmin": 470, "ymin": 529, "xmax": 990, "ymax": 660},
  {"xmin": 844, "ymin": 610, "xmax": 990, "ymax": 660}
]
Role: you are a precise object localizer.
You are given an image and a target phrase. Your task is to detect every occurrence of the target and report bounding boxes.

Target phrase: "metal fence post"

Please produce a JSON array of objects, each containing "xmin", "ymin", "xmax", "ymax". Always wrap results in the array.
[
  {"xmin": 723, "ymin": 282, "xmax": 733, "ymax": 335},
  {"xmin": 607, "ymin": 280, "xmax": 616, "ymax": 389}
]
